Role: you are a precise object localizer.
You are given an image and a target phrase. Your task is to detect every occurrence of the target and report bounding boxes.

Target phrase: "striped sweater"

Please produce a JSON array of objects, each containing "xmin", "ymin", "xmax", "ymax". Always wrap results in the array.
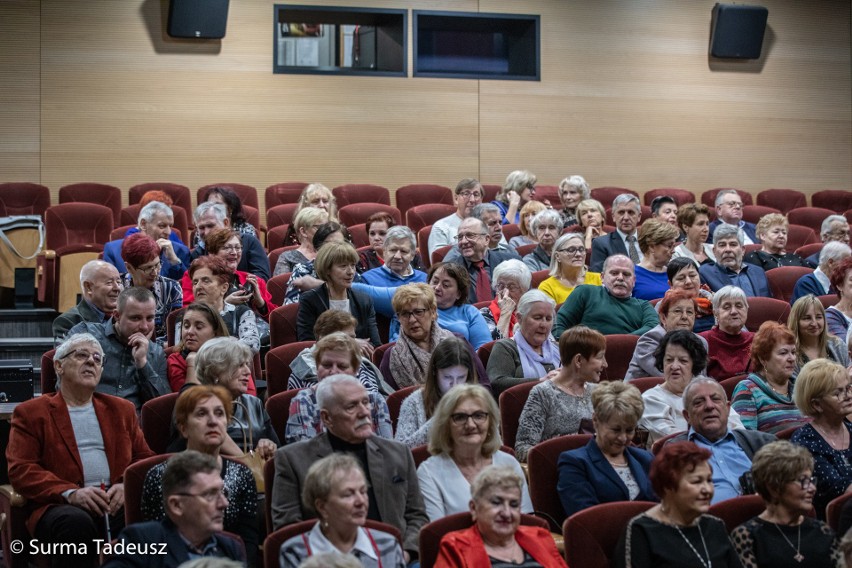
[{"xmin": 730, "ymin": 373, "xmax": 809, "ymax": 434}]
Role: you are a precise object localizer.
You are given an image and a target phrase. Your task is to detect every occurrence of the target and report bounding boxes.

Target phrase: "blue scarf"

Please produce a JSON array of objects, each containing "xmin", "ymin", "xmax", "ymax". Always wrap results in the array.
[{"xmin": 514, "ymin": 330, "xmax": 561, "ymax": 378}]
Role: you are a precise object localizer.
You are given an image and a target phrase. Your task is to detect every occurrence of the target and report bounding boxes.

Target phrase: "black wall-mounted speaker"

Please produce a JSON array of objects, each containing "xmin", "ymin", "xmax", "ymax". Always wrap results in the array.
[
  {"xmin": 168, "ymin": 0, "xmax": 229, "ymax": 39},
  {"xmin": 709, "ymin": 3, "xmax": 768, "ymax": 59}
]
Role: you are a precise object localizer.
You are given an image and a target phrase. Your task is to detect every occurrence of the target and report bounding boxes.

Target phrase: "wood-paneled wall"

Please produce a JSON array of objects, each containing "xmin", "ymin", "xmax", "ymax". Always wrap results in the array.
[{"xmin": 1, "ymin": 0, "xmax": 849, "ymax": 214}]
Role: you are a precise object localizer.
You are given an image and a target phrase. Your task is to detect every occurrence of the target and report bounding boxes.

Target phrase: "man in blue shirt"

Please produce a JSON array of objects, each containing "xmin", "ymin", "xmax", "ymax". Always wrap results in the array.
[
  {"xmin": 669, "ymin": 377, "xmax": 775, "ymax": 503},
  {"xmin": 699, "ymin": 224, "xmax": 771, "ymax": 297}
]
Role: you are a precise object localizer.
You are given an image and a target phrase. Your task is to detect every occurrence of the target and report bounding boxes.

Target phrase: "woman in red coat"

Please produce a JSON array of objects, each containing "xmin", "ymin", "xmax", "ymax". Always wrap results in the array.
[{"xmin": 435, "ymin": 465, "xmax": 567, "ymax": 568}]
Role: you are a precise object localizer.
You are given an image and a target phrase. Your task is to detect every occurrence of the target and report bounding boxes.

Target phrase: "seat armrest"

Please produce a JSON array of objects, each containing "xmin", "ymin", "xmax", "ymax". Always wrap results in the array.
[{"xmin": 0, "ymin": 485, "xmax": 26, "ymax": 507}]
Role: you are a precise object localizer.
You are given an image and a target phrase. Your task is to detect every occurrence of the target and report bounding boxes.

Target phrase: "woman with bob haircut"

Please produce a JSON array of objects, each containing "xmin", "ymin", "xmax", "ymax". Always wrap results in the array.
[
  {"xmin": 791, "ymin": 359, "xmax": 852, "ymax": 519},
  {"xmin": 427, "ymin": 262, "xmax": 491, "ymax": 350},
  {"xmin": 557, "ymin": 381, "xmax": 657, "ymax": 518},
  {"xmin": 667, "ymin": 257, "xmax": 715, "ymax": 333},
  {"xmin": 731, "ymin": 321, "xmax": 808, "ymax": 434},
  {"xmin": 731, "ymin": 440, "xmax": 841, "ymax": 568},
  {"xmin": 166, "ymin": 302, "xmax": 231, "ymax": 392},
  {"xmin": 278, "ymin": 453, "xmax": 405, "ymax": 568},
  {"xmin": 789, "ymin": 294, "xmax": 849, "ymax": 378},
  {"xmin": 743, "ymin": 213, "xmax": 811, "ymax": 270},
  {"xmin": 633, "ymin": 218, "xmax": 680, "ymax": 301},
  {"xmin": 417, "ymin": 384, "xmax": 532, "ymax": 522},
  {"xmin": 514, "ymin": 325, "xmax": 606, "ymax": 462},
  {"xmin": 479, "ymin": 258, "xmax": 531, "ymax": 340},
  {"xmin": 297, "ymin": 241, "xmax": 381, "ymax": 347},
  {"xmin": 491, "ymin": 169, "xmax": 537, "ymax": 225},
  {"xmin": 699, "ymin": 285, "xmax": 754, "ymax": 380},
  {"xmin": 508, "ymin": 200, "xmax": 547, "ymax": 249},
  {"xmin": 273, "ymin": 206, "xmax": 328, "ymax": 275},
  {"xmin": 614, "ymin": 441, "xmax": 741, "ymax": 568},
  {"xmin": 538, "ymin": 232, "xmax": 602, "ymax": 305},
  {"xmin": 672, "ymin": 203, "xmax": 715, "ymax": 265},
  {"xmin": 434, "ymin": 465, "xmax": 566, "ymax": 567},
  {"xmin": 574, "ymin": 198, "xmax": 607, "ymax": 251},
  {"xmin": 558, "ymin": 175, "xmax": 590, "ymax": 228}
]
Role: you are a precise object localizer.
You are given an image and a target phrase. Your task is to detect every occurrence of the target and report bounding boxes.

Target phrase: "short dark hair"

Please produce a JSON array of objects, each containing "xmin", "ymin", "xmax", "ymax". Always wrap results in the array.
[
  {"xmin": 206, "ymin": 186, "xmax": 247, "ymax": 227},
  {"xmin": 650, "ymin": 195, "xmax": 677, "ymax": 215},
  {"xmin": 428, "ymin": 262, "xmax": 470, "ymax": 308},
  {"xmin": 312, "ymin": 221, "xmax": 347, "ymax": 250},
  {"xmin": 558, "ymin": 325, "xmax": 606, "ymax": 365},
  {"xmin": 117, "ymin": 286, "xmax": 155, "ymax": 312},
  {"xmin": 650, "ymin": 441, "xmax": 712, "ymax": 497},
  {"xmin": 666, "ymin": 257, "xmax": 699, "ymax": 283},
  {"xmin": 162, "ymin": 450, "xmax": 219, "ymax": 505},
  {"xmin": 423, "ymin": 337, "xmax": 476, "ymax": 419},
  {"xmin": 654, "ymin": 329, "xmax": 707, "ymax": 376}
]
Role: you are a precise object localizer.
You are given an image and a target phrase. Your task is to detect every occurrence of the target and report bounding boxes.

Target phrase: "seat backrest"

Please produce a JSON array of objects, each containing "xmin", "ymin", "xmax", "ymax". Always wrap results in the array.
[
  {"xmin": 476, "ymin": 340, "xmax": 497, "ymax": 371},
  {"xmin": 826, "ymin": 491, "xmax": 852, "ymax": 532},
  {"xmin": 140, "ymin": 392, "xmax": 180, "ymax": 454},
  {"xmin": 165, "ymin": 307, "xmax": 186, "ymax": 348},
  {"xmin": 744, "ymin": 297, "xmax": 791, "ymax": 332},
  {"xmin": 266, "ymin": 203, "xmax": 299, "ymax": 229},
  {"xmin": 628, "ymin": 376, "xmax": 665, "ymax": 393},
  {"xmin": 417, "ymin": 225, "xmax": 433, "ymax": 269},
  {"xmin": 0, "ymin": 182, "xmax": 50, "ymax": 216},
  {"xmin": 332, "ymin": 183, "xmax": 391, "ymax": 207},
  {"xmin": 338, "ymin": 203, "xmax": 402, "ymax": 227},
  {"xmin": 41, "ymin": 349, "xmax": 57, "ymax": 394},
  {"xmin": 530, "ymin": 269, "xmax": 550, "ymax": 289},
  {"xmin": 128, "ymin": 183, "xmax": 193, "ymax": 213},
  {"xmin": 502, "ymin": 223, "xmax": 521, "ymax": 241},
  {"xmin": 786, "ymin": 223, "xmax": 819, "ymax": 250},
  {"xmin": 395, "ymin": 184, "xmax": 453, "ymax": 217},
  {"xmin": 419, "ymin": 512, "xmax": 547, "ymax": 568},
  {"xmin": 59, "ymin": 183, "xmax": 122, "ymax": 227},
  {"xmin": 817, "ymin": 294, "xmax": 839, "ymax": 309},
  {"xmin": 242, "ymin": 204, "xmax": 262, "ymax": 232},
  {"xmin": 787, "ymin": 206, "xmax": 838, "ymax": 228},
  {"xmin": 765, "ymin": 266, "xmax": 814, "ymax": 304},
  {"xmin": 372, "ymin": 341, "xmax": 395, "ymax": 368},
  {"xmin": 602, "ymin": 334, "xmax": 640, "ymax": 381},
  {"xmin": 481, "ymin": 184, "xmax": 501, "ymax": 202},
  {"xmin": 269, "ymin": 304, "xmax": 301, "ymax": 348},
  {"xmin": 528, "ymin": 434, "xmax": 593, "ymax": 530},
  {"xmin": 590, "ymin": 186, "xmax": 638, "ymax": 206},
  {"xmin": 431, "ymin": 244, "xmax": 453, "ymax": 266},
  {"xmin": 265, "ymin": 341, "xmax": 315, "ymax": 396},
  {"xmin": 266, "ymin": 225, "xmax": 291, "ymax": 251},
  {"xmin": 347, "ymin": 223, "xmax": 369, "ymax": 248},
  {"xmin": 197, "ymin": 183, "xmax": 259, "ymax": 210},
  {"xmin": 45, "ymin": 203, "xmax": 115, "ymax": 249},
  {"xmin": 756, "ymin": 189, "xmax": 807, "ymax": 214},
  {"xmin": 498, "ymin": 380, "xmax": 538, "ymax": 448},
  {"xmin": 533, "ymin": 184, "xmax": 560, "ymax": 206},
  {"xmin": 562, "ymin": 500, "xmax": 657, "ymax": 568},
  {"xmin": 124, "ymin": 454, "xmax": 172, "ymax": 525},
  {"xmin": 265, "ymin": 388, "xmax": 307, "ymax": 449},
  {"xmin": 719, "ymin": 374, "xmax": 748, "ymax": 400},
  {"xmin": 741, "ymin": 204, "xmax": 780, "ymax": 225},
  {"xmin": 813, "ymin": 190, "xmax": 852, "ymax": 214},
  {"xmin": 643, "ymin": 188, "xmax": 695, "ymax": 207},
  {"xmin": 794, "ymin": 242, "xmax": 824, "ymax": 260},
  {"xmin": 515, "ymin": 243, "xmax": 537, "ymax": 257},
  {"xmin": 405, "ymin": 203, "xmax": 456, "ymax": 234},
  {"xmin": 701, "ymin": 188, "xmax": 753, "ymax": 209},
  {"xmin": 707, "ymin": 494, "xmax": 766, "ymax": 533},
  {"xmin": 651, "ymin": 430, "xmax": 685, "ymax": 454},
  {"xmin": 387, "ymin": 385, "xmax": 420, "ymax": 434},
  {"xmin": 265, "ymin": 272, "xmax": 293, "ymax": 306}
]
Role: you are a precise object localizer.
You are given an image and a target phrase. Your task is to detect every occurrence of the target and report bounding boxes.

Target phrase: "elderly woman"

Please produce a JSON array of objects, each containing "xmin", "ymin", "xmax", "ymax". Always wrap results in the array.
[
  {"xmin": 743, "ymin": 213, "xmax": 811, "ymax": 270},
  {"xmin": 575, "ymin": 198, "xmax": 607, "ymax": 251},
  {"xmin": 427, "ymin": 262, "xmax": 491, "ymax": 350},
  {"xmin": 166, "ymin": 302, "xmax": 232, "ymax": 392},
  {"xmin": 508, "ymin": 200, "xmax": 547, "ymax": 249},
  {"xmin": 522, "ymin": 208, "xmax": 563, "ymax": 272},
  {"xmin": 514, "ymin": 325, "xmax": 606, "ymax": 461},
  {"xmin": 418, "ymin": 385, "xmax": 532, "ymax": 522},
  {"xmin": 283, "ymin": 221, "xmax": 348, "ymax": 305},
  {"xmin": 486, "ymin": 290, "xmax": 562, "ymax": 395},
  {"xmin": 732, "ymin": 441, "xmax": 841, "ymax": 568},
  {"xmin": 7, "ymin": 332, "xmax": 153, "ymax": 568},
  {"xmin": 539, "ymin": 232, "xmax": 602, "ymax": 304},
  {"xmin": 479, "ymin": 258, "xmax": 531, "ymax": 340},
  {"xmin": 672, "ymin": 203, "xmax": 716, "ymax": 265},
  {"xmin": 273, "ymin": 206, "xmax": 328, "ymax": 275},
  {"xmin": 634, "ymin": 218, "xmax": 680, "ymax": 301},
  {"xmin": 667, "ymin": 257, "xmax": 716, "ymax": 332},
  {"xmin": 142, "ymin": 386, "xmax": 259, "ymax": 561},
  {"xmin": 557, "ymin": 381, "xmax": 657, "ymax": 518},
  {"xmin": 639, "ymin": 330, "xmax": 743, "ymax": 447},
  {"xmin": 279, "ymin": 453, "xmax": 405, "ymax": 568},
  {"xmin": 395, "ymin": 337, "xmax": 479, "ymax": 448},
  {"xmin": 120, "ymin": 233, "xmax": 182, "ymax": 345},
  {"xmin": 492, "ymin": 169, "xmax": 537, "ymax": 225},
  {"xmin": 434, "ymin": 466, "xmax": 566, "ymax": 567},
  {"xmin": 297, "ymin": 241, "xmax": 381, "ymax": 348},
  {"xmin": 281, "ymin": 183, "xmax": 340, "ymax": 247},
  {"xmin": 381, "ymin": 283, "xmax": 489, "ymax": 391},
  {"xmin": 791, "ymin": 359, "xmax": 852, "ymax": 519},
  {"xmin": 626, "ymin": 289, "xmax": 708, "ymax": 381},
  {"xmin": 699, "ymin": 285, "xmax": 755, "ymax": 380},
  {"xmin": 186, "ymin": 255, "xmax": 260, "ymax": 354},
  {"xmin": 558, "ymin": 175, "xmax": 590, "ymax": 228},
  {"xmin": 286, "ymin": 333, "xmax": 391, "ymax": 444},
  {"xmin": 790, "ymin": 294, "xmax": 849, "ymax": 378},
  {"xmin": 826, "ymin": 255, "xmax": 852, "ymax": 340},
  {"xmin": 615, "ymin": 442, "xmax": 741, "ymax": 568},
  {"xmin": 731, "ymin": 321, "xmax": 808, "ymax": 434}
]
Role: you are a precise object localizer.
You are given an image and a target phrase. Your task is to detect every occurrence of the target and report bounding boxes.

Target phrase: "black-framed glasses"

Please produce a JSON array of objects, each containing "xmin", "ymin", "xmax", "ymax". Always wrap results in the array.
[
  {"xmin": 60, "ymin": 349, "xmax": 105, "ymax": 366},
  {"xmin": 559, "ymin": 246, "xmax": 586, "ymax": 255},
  {"xmin": 398, "ymin": 308, "xmax": 428, "ymax": 320},
  {"xmin": 450, "ymin": 411, "xmax": 489, "ymax": 425},
  {"xmin": 458, "ymin": 191, "xmax": 482, "ymax": 200},
  {"xmin": 175, "ymin": 487, "xmax": 229, "ymax": 503},
  {"xmin": 455, "ymin": 233, "xmax": 487, "ymax": 242},
  {"xmin": 795, "ymin": 475, "xmax": 817, "ymax": 490}
]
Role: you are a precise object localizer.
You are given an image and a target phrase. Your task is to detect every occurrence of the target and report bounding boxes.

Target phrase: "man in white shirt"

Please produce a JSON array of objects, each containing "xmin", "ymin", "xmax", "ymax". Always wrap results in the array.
[{"xmin": 428, "ymin": 178, "xmax": 483, "ymax": 257}]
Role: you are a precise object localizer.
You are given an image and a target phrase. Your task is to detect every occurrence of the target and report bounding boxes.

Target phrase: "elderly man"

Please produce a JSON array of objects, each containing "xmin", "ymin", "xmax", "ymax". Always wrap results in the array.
[
  {"xmin": 103, "ymin": 201, "xmax": 190, "ymax": 280},
  {"xmin": 7, "ymin": 332, "xmax": 153, "ymax": 568},
  {"xmin": 791, "ymin": 241, "xmax": 852, "ymax": 304},
  {"xmin": 699, "ymin": 224, "xmax": 771, "ymax": 297},
  {"xmin": 472, "ymin": 203, "xmax": 512, "ymax": 251},
  {"xmin": 590, "ymin": 194, "xmax": 643, "ymax": 272},
  {"xmin": 191, "ymin": 201, "xmax": 269, "ymax": 280},
  {"xmin": 271, "ymin": 374, "xmax": 428, "ymax": 562},
  {"xmin": 443, "ymin": 217, "xmax": 519, "ymax": 303},
  {"xmin": 667, "ymin": 377, "xmax": 775, "ymax": 503},
  {"xmin": 553, "ymin": 254, "xmax": 658, "ymax": 338},
  {"xmin": 68, "ymin": 286, "xmax": 169, "ymax": 410},
  {"xmin": 53, "ymin": 260, "xmax": 121, "ymax": 344},
  {"xmin": 707, "ymin": 189, "xmax": 757, "ymax": 244},
  {"xmin": 650, "ymin": 195, "xmax": 678, "ymax": 226},
  {"xmin": 103, "ymin": 452, "xmax": 245, "ymax": 567},
  {"xmin": 806, "ymin": 214, "xmax": 851, "ymax": 266},
  {"xmin": 428, "ymin": 178, "xmax": 483, "ymax": 256}
]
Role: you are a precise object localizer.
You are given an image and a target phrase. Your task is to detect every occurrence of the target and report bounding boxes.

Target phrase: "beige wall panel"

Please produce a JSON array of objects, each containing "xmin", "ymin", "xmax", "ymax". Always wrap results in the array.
[{"xmin": 0, "ymin": 2, "xmax": 40, "ymax": 182}]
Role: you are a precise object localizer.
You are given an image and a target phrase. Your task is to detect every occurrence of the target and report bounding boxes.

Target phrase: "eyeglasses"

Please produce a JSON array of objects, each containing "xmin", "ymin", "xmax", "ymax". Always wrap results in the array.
[
  {"xmin": 398, "ymin": 308, "xmax": 428, "ymax": 320},
  {"xmin": 221, "ymin": 245, "xmax": 243, "ymax": 253},
  {"xmin": 60, "ymin": 349, "xmax": 105, "ymax": 366},
  {"xmin": 495, "ymin": 282, "xmax": 521, "ymax": 293},
  {"xmin": 450, "ymin": 411, "xmax": 489, "ymax": 425},
  {"xmin": 526, "ymin": 183, "xmax": 536, "ymax": 192},
  {"xmin": 558, "ymin": 246, "xmax": 586, "ymax": 255},
  {"xmin": 721, "ymin": 201, "xmax": 743, "ymax": 209},
  {"xmin": 133, "ymin": 261, "xmax": 161, "ymax": 275},
  {"xmin": 175, "ymin": 487, "xmax": 230, "ymax": 503},
  {"xmin": 455, "ymin": 233, "xmax": 487, "ymax": 242},
  {"xmin": 795, "ymin": 475, "xmax": 818, "ymax": 490},
  {"xmin": 458, "ymin": 191, "xmax": 483, "ymax": 200},
  {"xmin": 829, "ymin": 384, "xmax": 852, "ymax": 399}
]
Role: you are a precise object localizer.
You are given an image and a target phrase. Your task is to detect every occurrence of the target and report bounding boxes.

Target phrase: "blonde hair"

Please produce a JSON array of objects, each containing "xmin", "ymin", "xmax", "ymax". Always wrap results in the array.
[
  {"xmin": 756, "ymin": 213, "xmax": 789, "ymax": 242},
  {"xmin": 788, "ymin": 295, "xmax": 829, "ymax": 366},
  {"xmin": 497, "ymin": 170, "xmax": 536, "ymax": 203},
  {"xmin": 592, "ymin": 380, "xmax": 644, "ymax": 425},
  {"xmin": 750, "ymin": 441, "xmax": 814, "ymax": 504},
  {"xmin": 392, "ymin": 282, "xmax": 437, "ymax": 314},
  {"xmin": 315, "ymin": 242, "xmax": 359, "ymax": 282},
  {"xmin": 793, "ymin": 359, "xmax": 847, "ymax": 417},
  {"xmin": 470, "ymin": 465, "xmax": 524, "ymax": 501},
  {"xmin": 637, "ymin": 218, "xmax": 680, "ymax": 255},
  {"xmin": 518, "ymin": 201, "xmax": 547, "ymax": 237},
  {"xmin": 428, "ymin": 384, "xmax": 501, "ymax": 458},
  {"xmin": 298, "ymin": 183, "xmax": 338, "ymax": 220}
]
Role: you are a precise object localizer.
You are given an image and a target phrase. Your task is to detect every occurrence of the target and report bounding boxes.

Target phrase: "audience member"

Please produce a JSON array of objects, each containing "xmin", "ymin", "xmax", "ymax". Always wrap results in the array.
[
  {"xmin": 492, "ymin": 169, "xmax": 536, "ymax": 225},
  {"xmin": 197, "ymin": 186, "xmax": 258, "ymax": 245},
  {"xmin": 672, "ymin": 202, "xmax": 715, "ymax": 265},
  {"xmin": 743, "ymin": 213, "xmax": 811, "ymax": 270},
  {"xmin": 471, "ymin": 203, "xmax": 513, "ymax": 251},
  {"xmin": 666, "ymin": 257, "xmax": 716, "ymax": 332},
  {"xmin": 826, "ymin": 255, "xmax": 852, "ymax": 339},
  {"xmin": 508, "ymin": 200, "xmax": 546, "ymax": 249},
  {"xmin": 557, "ymin": 175, "xmax": 590, "ymax": 228},
  {"xmin": 538, "ymin": 232, "xmax": 602, "ymax": 305},
  {"xmin": 791, "ymin": 241, "xmax": 851, "ymax": 304},
  {"xmin": 283, "ymin": 221, "xmax": 348, "ymax": 305},
  {"xmin": 521, "ymin": 208, "xmax": 562, "ymax": 271},
  {"xmin": 478, "ymin": 259, "xmax": 530, "ymax": 340},
  {"xmin": 53, "ymin": 260, "xmax": 121, "ymax": 343},
  {"xmin": 649, "ymin": 195, "xmax": 678, "ymax": 226},
  {"xmin": 590, "ymin": 194, "xmax": 643, "ymax": 272},
  {"xmin": 700, "ymin": 224, "xmax": 771, "ymax": 296},
  {"xmin": 633, "ymin": 218, "xmax": 679, "ymax": 301},
  {"xmin": 191, "ymin": 202, "xmax": 269, "ymax": 280},
  {"xmin": 444, "ymin": 217, "xmax": 519, "ymax": 303},
  {"xmin": 427, "ymin": 263, "xmax": 492, "ymax": 349},
  {"xmin": 575, "ymin": 198, "xmax": 607, "ymax": 251},
  {"xmin": 807, "ymin": 214, "xmax": 851, "ymax": 266},
  {"xmin": 273, "ymin": 206, "xmax": 327, "ymax": 275},
  {"xmin": 166, "ymin": 302, "xmax": 230, "ymax": 392},
  {"xmin": 429, "ymin": 178, "xmax": 484, "ymax": 256},
  {"xmin": 708, "ymin": 188, "xmax": 757, "ymax": 244},
  {"xmin": 280, "ymin": 183, "xmax": 339, "ymax": 248},
  {"xmin": 699, "ymin": 285, "xmax": 754, "ymax": 380},
  {"xmin": 789, "ymin": 294, "xmax": 849, "ymax": 377}
]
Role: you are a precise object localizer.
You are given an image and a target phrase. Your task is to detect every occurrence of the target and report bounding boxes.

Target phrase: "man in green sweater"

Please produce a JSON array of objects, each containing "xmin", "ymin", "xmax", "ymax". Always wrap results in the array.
[{"xmin": 552, "ymin": 254, "xmax": 659, "ymax": 338}]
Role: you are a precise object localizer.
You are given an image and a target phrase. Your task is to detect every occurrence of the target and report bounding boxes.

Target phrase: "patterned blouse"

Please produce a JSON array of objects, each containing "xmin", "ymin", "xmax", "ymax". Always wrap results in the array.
[
  {"xmin": 731, "ymin": 373, "xmax": 809, "ymax": 434},
  {"xmin": 791, "ymin": 422, "xmax": 852, "ymax": 519},
  {"xmin": 285, "ymin": 387, "xmax": 393, "ymax": 444},
  {"xmin": 731, "ymin": 517, "xmax": 841, "ymax": 568}
]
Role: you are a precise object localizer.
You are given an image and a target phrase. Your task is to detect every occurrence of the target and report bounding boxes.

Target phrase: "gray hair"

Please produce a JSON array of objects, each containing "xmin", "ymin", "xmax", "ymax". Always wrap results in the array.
[
  {"xmin": 819, "ymin": 241, "xmax": 852, "ymax": 266},
  {"xmin": 470, "ymin": 465, "xmax": 524, "ymax": 502},
  {"xmin": 460, "ymin": 217, "xmax": 488, "ymax": 234},
  {"xmin": 471, "ymin": 203, "xmax": 500, "ymax": 220},
  {"xmin": 138, "ymin": 201, "xmax": 173, "ymax": 224},
  {"xmin": 549, "ymin": 233, "xmax": 585, "ymax": 277},
  {"xmin": 712, "ymin": 223, "xmax": 744, "ymax": 245},
  {"xmin": 56, "ymin": 332, "xmax": 103, "ymax": 361},
  {"xmin": 516, "ymin": 289, "xmax": 556, "ymax": 319},
  {"xmin": 531, "ymin": 209, "xmax": 563, "ymax": 233},
  {"xmin": 611, "ymin": 193, "xmax": 640, "ymax": 212},
  {"xmin": 79, "ymin": 259, "xmax": 118, "ymax": 290},
  {"xmin": 501, "ymin": 170, "xmax": 537, "ymax": 196},
  {"xmin": 559, "ymin": 175, "xmax": 591, "ymax": 200},
  {"xmin": 194, "ymin": 336, "xmax": 252, "ymax": 385},
  {"xmin": 602, "ymin": 254, "xmax": 633, "ymax": 273},
  {"xmin": 301, "ymin": 453, "xmax": 364, "ymax": 516},
  {"xmin": 383, "ymin": 225, "xmax": 416, "ymax": 251},
  {"xmin": 316, "ymin": 374, "xmax": 364, "ymax": 411},
  {"xmin": 492, "ymin": 258, "xmax": 532, "ymax": 290},
  {"xmin": 712, "ymin": 285, "xmax": 749, "ymax": 311},
  {"xmin": 682, "ymin": 376, "xmax": 727, "ymax": 408},
  {"xmin": 714, "ymin": 189, "xmax": 741, "ymax": 208},
  {"xmin": 193, "ymin": 201, "xmax": 227, "ymax": 224},
  {"xmin": 820, "ymin": 215, "xmax": 848, "ymax": 240}
]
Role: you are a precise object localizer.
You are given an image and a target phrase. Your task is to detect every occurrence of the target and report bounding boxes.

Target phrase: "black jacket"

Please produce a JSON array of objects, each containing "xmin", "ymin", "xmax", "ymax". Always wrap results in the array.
[{"xmin": 296, "ymin": 283, "xmax": 381, "ymax": 346}]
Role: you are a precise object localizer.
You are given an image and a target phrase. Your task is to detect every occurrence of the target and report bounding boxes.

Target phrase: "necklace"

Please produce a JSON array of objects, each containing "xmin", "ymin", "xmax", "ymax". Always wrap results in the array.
[
  {"xmin": 771, "ymin": 521, "xmax": 804, "ymax": 562},
  {"xmin": 813, "ymin": 423, "xmax": 848, "ymax": 450},
  {"xmin": 673, "ymin": 524, "xmax": 712, "ymax": 568}
]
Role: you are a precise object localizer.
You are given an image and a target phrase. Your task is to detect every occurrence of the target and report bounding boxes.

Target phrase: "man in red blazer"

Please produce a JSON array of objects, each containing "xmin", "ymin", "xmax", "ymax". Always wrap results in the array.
[{"xmin": 6, "ymin": 332, "xmax": 154, "ymax": 568}]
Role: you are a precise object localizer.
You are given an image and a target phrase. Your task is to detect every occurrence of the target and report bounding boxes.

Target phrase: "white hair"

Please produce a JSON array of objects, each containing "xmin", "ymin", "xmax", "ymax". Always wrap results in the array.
[
  {"xmin": 492, "ymin": 258, "xmax": 532, "ymax": 290},
  {"xmin": 138, "ymin": 201, "xmax": 173, "ymax": 224},
  {"xmin": 819, "ymin": 241, "xmax": 852, "ymax": 266},
  {"xmin": 711, "ymin": 285, "xmax": 749, "ymax": 311},
  {"xmin": 194, "ymin": 202, "xmax": 227, "ymax": 224},
  {"xmin": 56, "ymin": 332, "xmax": 103, "ymax": 361},
  {"xmin": 531, "ymin": 209, "xmax": 563, "ymax": 233},
  {"xmin": 712, "ymin": 224, "xmax": 744, "ymax": 245},
  {"xmin": 611, "ymin": 193, "xmax": 640, "ymax": 212},
  {"xmin": 79, "ymin": 260, "xmax": 118, "ymax": 290},
  {"xmin": 559, "ymin": 175, "xmax": 590, "ymax": 200},
  {"xmin": 714, "ymin": 189, "xmax": 741, "ymax": 208},
  {"xmin": 316, "ymin": 374, "xmax": 364, "ymax": 411},
  {"xmin": 820, "ymin": 215, "xmax": 848, "ymax": 240},
  {"xmin": 383, "ymin": 225, "xmax": 416, "ymax": 251},
  {"xmin": 516, "ymin": 289, "xmax": 556, "ymax": 319}
]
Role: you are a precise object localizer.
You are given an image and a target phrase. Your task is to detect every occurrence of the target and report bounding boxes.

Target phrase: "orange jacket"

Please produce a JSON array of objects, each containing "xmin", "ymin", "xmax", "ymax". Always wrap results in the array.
[{"xmin": 435, "ymin": 524, "xmax": 568, "ymax": 568}]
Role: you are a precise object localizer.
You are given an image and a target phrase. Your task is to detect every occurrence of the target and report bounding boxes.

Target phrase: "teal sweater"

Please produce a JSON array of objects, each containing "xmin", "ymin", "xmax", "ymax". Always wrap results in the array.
[{"xmin": 552, "ymin": 285, "xmax": 659, "ymax": 339}]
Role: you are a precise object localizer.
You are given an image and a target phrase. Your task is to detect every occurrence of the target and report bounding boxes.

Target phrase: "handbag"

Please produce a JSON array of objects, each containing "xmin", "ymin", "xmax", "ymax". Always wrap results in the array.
[
  {"xmin": 0, "ymin": 215, "xmax": 44, "ymax": 259},
  {"xmin": 232, "ymin": 399, "xmax": 266, "ymax": 493}
]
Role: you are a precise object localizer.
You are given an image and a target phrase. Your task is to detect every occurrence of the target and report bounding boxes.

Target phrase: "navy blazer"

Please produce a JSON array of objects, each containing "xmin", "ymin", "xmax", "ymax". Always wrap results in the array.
[
  {"xmin": 103, "ymin": 238, "xmax": 191, "ymax": 281},
  {"xmin": 557, "ymin": 438, "xmax": 657, "ymax": 518},
  {"xmin": 698, "ymin": 261, "xmax": 771, "ymax": 297},
  {"xmin": 791, "ymin": 272, "xmax": 832, "ymax": 305},
  {"xmin": 590, "ymin": 231, "xmax": 629, "ymax": 272},
  {"xmin": 707, "ymin": 219, "xmax": 758, "ymax": 244}
]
